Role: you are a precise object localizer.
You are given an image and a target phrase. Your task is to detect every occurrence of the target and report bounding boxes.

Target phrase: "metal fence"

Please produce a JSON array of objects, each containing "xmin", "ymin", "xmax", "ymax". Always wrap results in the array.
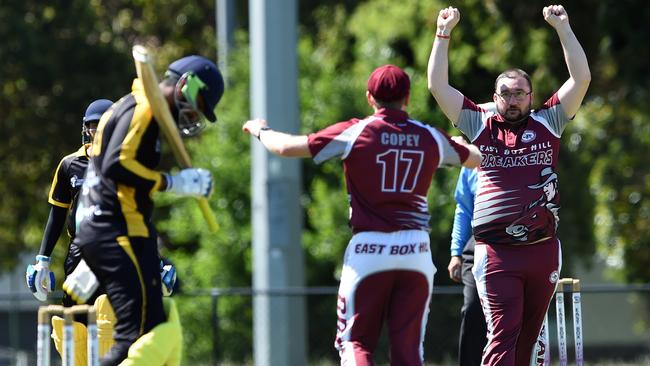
[
  {"xmin": 1, "ymin": 283, "xmax": 649, "ymax": 365},
  {"xmin": 174, "ymin": 283, "xmax": 650, "ymax": 365}
]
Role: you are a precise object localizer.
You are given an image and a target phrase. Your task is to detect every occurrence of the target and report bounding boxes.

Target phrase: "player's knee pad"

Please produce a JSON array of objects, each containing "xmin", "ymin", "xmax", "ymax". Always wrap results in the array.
[
  {"xmin": 51, "ymin": 315, "xmax": 88, "ymax": 365},
  {"xmin": 119, "ymin": 298, "xmax": 183, "ymax": 366},
  {"xmin": 94, "ymin": 294, "xmax": 116, "ymax": 357}
]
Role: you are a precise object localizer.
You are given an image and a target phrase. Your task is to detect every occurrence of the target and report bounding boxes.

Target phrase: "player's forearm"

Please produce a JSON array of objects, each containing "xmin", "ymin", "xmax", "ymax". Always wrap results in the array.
[
  {"xmin": 259, "ymin": 130, "xmax": 311, "ymax": 158},
  {"xmin": 427, "ymin": 36, "xmax": 451, "ymax": 94},
  {"xmin": 38, "ymin": 205, "xmax": 67, "ymax": 256},
  {"xmin": 461, "ymin": 144, "xmax": 482, "ymax": 168},
  {"xmin": 427, "ymin": 35, "xmax": 464, "ymax": 124},
  {"xmin": 427, "ymin": 30, "xmax": 451, "ymax": 109},
  {"xmin": 556, "ymin": 24, "xmax": 591, "ymax": 86}
]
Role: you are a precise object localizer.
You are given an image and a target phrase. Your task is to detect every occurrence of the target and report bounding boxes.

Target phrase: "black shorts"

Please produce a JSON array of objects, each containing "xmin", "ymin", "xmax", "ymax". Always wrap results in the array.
[{"xmin": 80, "ymin": 235, "xmax": 165, "ymax": 344}]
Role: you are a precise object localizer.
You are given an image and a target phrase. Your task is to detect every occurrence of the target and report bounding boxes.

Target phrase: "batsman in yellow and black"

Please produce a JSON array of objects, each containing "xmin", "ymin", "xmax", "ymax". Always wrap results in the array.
[
  {"xmin": 26, "ymin": 99, "xmax": 119, "ymax": 365},
  {"xmin": 68, "ymin": 55, "xmax": 224, "ymax": 366},
  {"xmin": 27, "ymin": 99, "xmax": 113, "ymax": 305}
]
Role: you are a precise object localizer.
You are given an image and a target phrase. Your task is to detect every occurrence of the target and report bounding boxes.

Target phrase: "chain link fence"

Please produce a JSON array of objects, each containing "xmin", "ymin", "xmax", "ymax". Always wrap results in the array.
[{"xmin": 1, "ymin": 283, "xmax": 649, "ymax": 365}]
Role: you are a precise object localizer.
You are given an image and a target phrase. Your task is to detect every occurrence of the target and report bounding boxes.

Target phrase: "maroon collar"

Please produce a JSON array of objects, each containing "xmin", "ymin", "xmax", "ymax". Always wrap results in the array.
[{"xmin": 373, "ymin": 108, "xmax": 410, "ymax": 124}]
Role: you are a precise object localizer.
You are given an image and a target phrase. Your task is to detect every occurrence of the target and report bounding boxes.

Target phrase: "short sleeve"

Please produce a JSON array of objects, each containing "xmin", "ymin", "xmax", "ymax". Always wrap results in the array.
[
  {"xmin": 429, "ymin": 127, "xmax": 470, "ymax": 167},
  {"xmin": 308, "ymin": 118, "xmax": 375, "ymax": 164},
  {"xmin": 457, "ymin": 97, "xmax": 492, "ymax": 142},
  {"xmin": 533, "ymin": 93, "xmax": 570, "ymax": 136},
  {"xmin": 48, "ymin": 158, "xmax": 72, "ymax": 208}
]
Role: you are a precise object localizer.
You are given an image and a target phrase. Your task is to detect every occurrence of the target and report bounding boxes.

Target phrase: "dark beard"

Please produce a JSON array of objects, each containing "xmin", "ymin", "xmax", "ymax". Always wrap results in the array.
[{"xmin": 498, "ymin": 105, "xmax": 531, "ymax": 125}]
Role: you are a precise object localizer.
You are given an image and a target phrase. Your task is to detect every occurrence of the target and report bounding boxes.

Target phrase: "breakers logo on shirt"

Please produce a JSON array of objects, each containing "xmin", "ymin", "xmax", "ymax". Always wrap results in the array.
[{"xmin": 481, "ymin": 149, "xmax": 553, "ymax": 168}]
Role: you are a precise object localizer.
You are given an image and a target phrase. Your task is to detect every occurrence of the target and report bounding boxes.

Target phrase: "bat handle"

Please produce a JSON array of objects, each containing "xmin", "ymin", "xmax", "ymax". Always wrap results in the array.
[{"xmin": 197, "ymin": 198, "xmax": 219, "ymax": 232}]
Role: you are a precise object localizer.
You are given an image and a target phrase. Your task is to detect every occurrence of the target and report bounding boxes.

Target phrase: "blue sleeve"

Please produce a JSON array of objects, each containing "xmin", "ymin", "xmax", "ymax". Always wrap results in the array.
[{"xmin": 450, "ymin": 167, "xmax": 477, "ymax": 256}]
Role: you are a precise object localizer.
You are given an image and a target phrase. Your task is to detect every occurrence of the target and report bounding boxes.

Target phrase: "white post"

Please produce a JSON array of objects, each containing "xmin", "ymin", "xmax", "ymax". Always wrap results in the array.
[
  {"xmin": 36, "ymin": 309, "xmax": 51, "ymax": 366},
  {"xmin": 249, "ymin": 1, "xmax": 306, "ymax": 365},
  {"xmin": 572, "ymin": 279, "xmax": 584, "ymax": 366},
  {"xmin": 216, "ymin": 0, "xmax": 236, "ymax": 82},
  {"xmin": 556, "ymin": 279, "xmax": 569, "ymax": 366}
]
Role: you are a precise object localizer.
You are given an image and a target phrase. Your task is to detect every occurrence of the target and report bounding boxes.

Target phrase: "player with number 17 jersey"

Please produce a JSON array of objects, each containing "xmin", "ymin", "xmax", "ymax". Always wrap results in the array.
[
  {"xmin": 308, "ymin": 106, "xmax": 472, "ymax": 365},
  {"xmin": 308, "ymin": 108, "xmax": 468, "ymax": 233},
  {"xmin": 243, "ymin": 64, "xmax": 481, "ymax": 365}
]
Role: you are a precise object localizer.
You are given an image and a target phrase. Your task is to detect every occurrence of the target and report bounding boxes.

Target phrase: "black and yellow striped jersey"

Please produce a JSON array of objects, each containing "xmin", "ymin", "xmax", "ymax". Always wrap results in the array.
[
  {"xmin": 75, "ymin": 79, "xmax": 164, "ymax": 243},
  {"xmin": 48, "ymin": 144, "xmax": 90, "ymax": 238}
]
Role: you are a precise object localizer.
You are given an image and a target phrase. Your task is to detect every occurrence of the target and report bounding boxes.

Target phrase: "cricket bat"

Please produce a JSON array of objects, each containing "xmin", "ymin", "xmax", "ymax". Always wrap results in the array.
[{"xmin": 132, "ymin": 45, "xmax": 219, "ymax": 232}]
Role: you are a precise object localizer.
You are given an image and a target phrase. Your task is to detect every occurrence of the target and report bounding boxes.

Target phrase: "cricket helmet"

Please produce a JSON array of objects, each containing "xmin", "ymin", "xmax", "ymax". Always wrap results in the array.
[
  {"xmin": 82, "ymin": 99, "xmax": 113, "ymax": 144},
  {"xmin": 165, "ymin": 55, "xmax": 224, "ymax": 136}
]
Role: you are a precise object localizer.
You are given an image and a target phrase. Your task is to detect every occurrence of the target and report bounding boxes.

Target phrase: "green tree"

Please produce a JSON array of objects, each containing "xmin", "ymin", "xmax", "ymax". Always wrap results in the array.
[
  {"xmin": 0, "ymin": 0, "xmax": 133, "ymax": 268},
  {"xmin": 2, "ymin": 0, "xmax": 649, "ymax": 363}
]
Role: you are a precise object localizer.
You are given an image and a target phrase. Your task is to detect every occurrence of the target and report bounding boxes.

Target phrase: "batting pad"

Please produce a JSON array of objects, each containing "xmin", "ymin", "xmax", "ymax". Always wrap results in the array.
[
  {"xmin": 94, "ymin": 294, "xmax": 116, "ymax": 357},
  {"xmin": 119, "ymin": 297, "xmax": 182, "ymax": 366},
  {"xmin": 51, "ymin": 315, "xmax": 88, "ymax": 366}
]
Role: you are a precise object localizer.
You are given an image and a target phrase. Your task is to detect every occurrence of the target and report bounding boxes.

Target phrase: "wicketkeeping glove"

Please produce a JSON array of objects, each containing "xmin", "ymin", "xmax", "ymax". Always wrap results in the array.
[
  {"xmin": 25, "ymin": 255, "xmax": 55, "ymax": 301},
  {"xmin": 164, "ymin": 168, "xmax": 213, "ymax": 198},
  {"xmin": 160, "ymin": 261, "xmax": 177, "ymax": 297},
  {"xmin": 62, "ymin": 259, "xmax": 100, "ymax": 305}
]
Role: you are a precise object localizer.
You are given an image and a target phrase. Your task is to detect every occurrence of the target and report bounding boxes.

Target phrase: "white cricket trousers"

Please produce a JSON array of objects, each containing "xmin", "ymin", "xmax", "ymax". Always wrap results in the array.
[{"xmin": 335, "ymin": 230, "xmax": 436, "ymax": 366}]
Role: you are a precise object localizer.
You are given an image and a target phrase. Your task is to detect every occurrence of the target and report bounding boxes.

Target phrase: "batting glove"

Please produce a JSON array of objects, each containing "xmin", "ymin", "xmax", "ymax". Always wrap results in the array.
[
  {"xmin": 164, "ymin": 168, "xmax": 213, "ymax": 198},
  {"xmin": 160, "ymin": 261, "xmax": 177, "ymax": 297},
  {"xmin": 25, "ymin": 255, "xmax": 55, "ymax": 302},
  {"xmin": 62, "ymin": 259, "xmax": 100, "ymax": 305}
]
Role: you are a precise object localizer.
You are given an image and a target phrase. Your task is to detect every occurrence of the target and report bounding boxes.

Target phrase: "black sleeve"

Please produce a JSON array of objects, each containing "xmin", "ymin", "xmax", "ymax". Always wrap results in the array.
[{"xmin": 38, "ymin": 205, "xmax": 68, "ymax": 257}]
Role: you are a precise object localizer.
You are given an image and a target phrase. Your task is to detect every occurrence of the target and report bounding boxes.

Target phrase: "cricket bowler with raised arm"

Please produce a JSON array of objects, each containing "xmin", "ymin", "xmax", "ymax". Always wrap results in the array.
[{"xmin": 427, "ymin": 4, "xmax": 590, "ymax": 365}]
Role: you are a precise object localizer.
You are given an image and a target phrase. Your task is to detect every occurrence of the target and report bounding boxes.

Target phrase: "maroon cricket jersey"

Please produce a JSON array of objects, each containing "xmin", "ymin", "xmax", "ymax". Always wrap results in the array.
[
  {"xmin": 308, "ymin": 108, "xmax": 470, "ymax": 233},
  {"xmin": 456, "ymin": 93, "xmax": 569, "ymax": 245}
]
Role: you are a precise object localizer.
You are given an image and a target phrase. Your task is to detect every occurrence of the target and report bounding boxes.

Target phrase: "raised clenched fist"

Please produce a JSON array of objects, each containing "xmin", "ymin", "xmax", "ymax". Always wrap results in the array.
[
  {"xmin": 543, "ymin": 5, "xmax": 569, "ymax": 29},
  {"xmin": 437, "ymin": 6, "xmax": 460, "ymax": 33}
]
